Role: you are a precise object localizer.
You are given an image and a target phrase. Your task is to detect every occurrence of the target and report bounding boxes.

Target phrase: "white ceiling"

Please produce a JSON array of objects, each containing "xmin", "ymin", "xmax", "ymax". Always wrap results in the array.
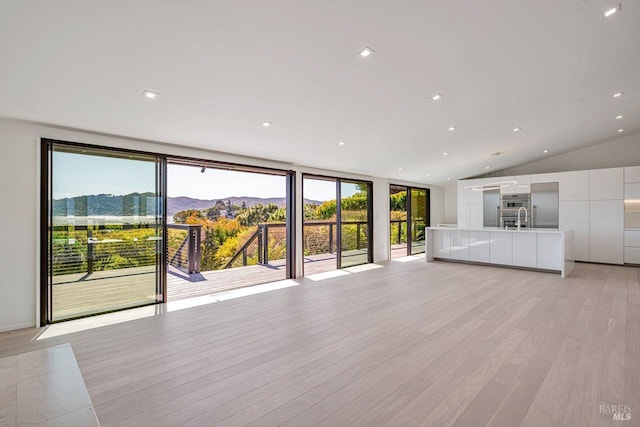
[{"xmin": 1, "ymin": 1, "xmax": 638, "ymax": 185}]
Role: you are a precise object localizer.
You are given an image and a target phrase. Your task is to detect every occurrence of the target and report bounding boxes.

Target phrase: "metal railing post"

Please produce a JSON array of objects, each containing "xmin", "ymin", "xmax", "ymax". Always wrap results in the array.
[
  {"xmin": 187, "ymin": 225, "xmax": 202, "ymax": 273},
  {"xmin": 356, "ymin": 223, "xmax": 361, "ymax": 249},
  {"xmin": 262, "ymin": 224, "xmax": 269, "ymax": 264},
  {"xmin": 257, "ymin": 225, "xmax": 263, "ymax": 264},
  {"xmin": 397, "ymin": 221, "xmax": 402, "ymax": 244},
  {"xmin": 329, "ymin": 223, "xmax": 334, "ymax": 253},
  {"xmin": 87, "ymin": 228, "xmax": 94, "ymax": 274}
]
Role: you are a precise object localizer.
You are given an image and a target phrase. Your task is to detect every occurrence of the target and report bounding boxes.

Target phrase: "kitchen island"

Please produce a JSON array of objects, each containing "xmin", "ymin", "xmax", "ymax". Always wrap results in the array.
[{"xmin": 426, "ymin": 226, "xmax": 575, "ymax": 278}]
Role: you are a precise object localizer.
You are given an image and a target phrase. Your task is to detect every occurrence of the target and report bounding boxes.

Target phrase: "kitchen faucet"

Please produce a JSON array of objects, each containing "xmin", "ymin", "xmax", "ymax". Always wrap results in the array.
[{"xmin": 517, "ymin": 207, "xmax": 528, "ymax": 230}]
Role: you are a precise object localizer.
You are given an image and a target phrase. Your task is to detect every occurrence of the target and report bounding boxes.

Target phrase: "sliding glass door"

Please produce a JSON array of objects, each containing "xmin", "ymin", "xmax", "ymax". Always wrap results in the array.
[
  {"xmin": 389, "ymin": 186, "xmax": 408, "ymax": 259},
  {"xmin": 165, "ymin": 161, "xmax": 293, "ymax": 300},
  {"xmin": 389, "ymin": 185, "xmax": 430, "ymax": 257},
  {"xmin": 410, "ymin": 188, "xmax": 428, "ymax": 255},
  {"xmin": 43, "ymin": 140, "xmax": 164, "ymax": 323},
  {"xmin": 340, "ymin": 181, "xmax": 371, "ymax": 268},
  {"xmin": 302, "ymin": 175, "xmax": 373, "ymax": 274}
]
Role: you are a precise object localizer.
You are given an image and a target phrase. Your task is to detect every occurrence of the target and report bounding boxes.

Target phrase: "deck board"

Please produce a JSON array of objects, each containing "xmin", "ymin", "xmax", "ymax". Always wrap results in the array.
[{"xmin": 51, "ymin": 248, "xmax": 415, "ymax": 319}]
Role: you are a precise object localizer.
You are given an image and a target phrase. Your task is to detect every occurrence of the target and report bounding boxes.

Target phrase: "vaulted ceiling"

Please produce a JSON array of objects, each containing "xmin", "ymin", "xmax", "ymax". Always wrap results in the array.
[{"xmin": 1, "ymin": 1, "xmax": 638, "ymax": 185}]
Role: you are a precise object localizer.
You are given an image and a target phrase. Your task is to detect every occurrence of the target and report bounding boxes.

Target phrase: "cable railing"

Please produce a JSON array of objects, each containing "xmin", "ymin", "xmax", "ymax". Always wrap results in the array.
[
  {"xmin": 51, "ymin": 224, "xmax": 160, "ymax": 277},
  {"xmin": 51, "ymin": 219, "xmax": 425, "ymax": 279}
]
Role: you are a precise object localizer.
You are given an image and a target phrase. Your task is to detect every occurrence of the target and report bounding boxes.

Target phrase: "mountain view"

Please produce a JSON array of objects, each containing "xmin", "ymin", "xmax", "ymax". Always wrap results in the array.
[{"xmin": 53, "ymin": 193, "xmax": 322, "ymax": 217}]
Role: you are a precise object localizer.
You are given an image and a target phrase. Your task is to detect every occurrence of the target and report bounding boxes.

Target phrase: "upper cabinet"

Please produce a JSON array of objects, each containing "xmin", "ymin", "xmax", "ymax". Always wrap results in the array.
[
  {"xmin": 559, "ymin": 170, "xmax": 589, "ymax": 201},
  {"xmin": 589, "ymin": 168, "xmax": 624, "ymax": 200},
  {"xmin": 468, "ymin": 179, "xmax": 484, "ymax": 203},
  {"xmin": 457, "ymin": 180, "xmax": 469, "ymax": 204},
  {"xmin": 502, "ymin": 175, "xmax": 530, "ymax": 194},
  {"xmin": 530, "ymin": 172, "xmax": 561, "ymax": 184},
  {"xmin": 625, "ymin": 166, "xmax": 640, "ymax": 183}
]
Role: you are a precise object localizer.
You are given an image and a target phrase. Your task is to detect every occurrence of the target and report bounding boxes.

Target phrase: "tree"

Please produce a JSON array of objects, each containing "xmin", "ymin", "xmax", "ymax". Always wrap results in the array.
[
  {"xmin": 236, "ymin": 203, "xmax": 280, "ymax": 226},
  {"xmin": 390, "ymin": 191, "xmax": 407, "ymax": 211},
  {"xmin": 173, "ymin": 209, "xmax": 204, "ymax": 224},
  {"xmin": 203, "ymin": 206, "xmax": 220, "ymax": 220}
]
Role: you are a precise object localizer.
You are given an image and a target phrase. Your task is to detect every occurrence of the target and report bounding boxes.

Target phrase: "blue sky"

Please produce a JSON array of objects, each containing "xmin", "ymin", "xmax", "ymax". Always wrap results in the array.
[{"xmin": 53, "ymin": 152, "xmax": 357, "ymax": 201}]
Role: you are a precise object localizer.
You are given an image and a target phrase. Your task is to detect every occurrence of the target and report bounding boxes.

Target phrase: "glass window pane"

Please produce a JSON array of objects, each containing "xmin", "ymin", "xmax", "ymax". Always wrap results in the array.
[
  {"xmin": 302, "ymin": 177, "xmax": 338, "ymax": 275},
  {"xmin": 166, "ymin": 164, "xmax": 288, "ymax": 298},
  {"xmin": 410, "ymin": 188, "xmax": 427, "ymax": 255},
  {"xmin": 340, "ymin": 181, "xmax": 369, "ymax": 268},
  {"xmin": 390, "ymin": 186, "xmax": 408, "ymax": 258},
  {"xmin": 49, "ymin": 146, "xmax": 162, "ymax": 321}
]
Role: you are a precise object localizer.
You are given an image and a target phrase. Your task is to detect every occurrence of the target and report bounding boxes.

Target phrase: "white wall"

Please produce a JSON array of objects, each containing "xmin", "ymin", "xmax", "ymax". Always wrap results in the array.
[
  {"xmin": 446, "ymin": 132, "xmax": 640, "ymax": 223},
  {"xmin": 0, "ymin": 117, "xmax": 443, "ymax": 332}
]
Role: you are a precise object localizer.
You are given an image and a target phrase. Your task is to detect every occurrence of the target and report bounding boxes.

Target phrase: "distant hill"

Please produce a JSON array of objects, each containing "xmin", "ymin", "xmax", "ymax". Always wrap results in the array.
[
  {"xmin": 167, "ymin": 196, "xmax": 290, "ymax": 216},
  {"xmin": 53, "ymin": 193, "xmax": 323, "ymax": 217},
  {"xmin": 168, "ymin": 196, "xmax": 323, "ymax": 216}
]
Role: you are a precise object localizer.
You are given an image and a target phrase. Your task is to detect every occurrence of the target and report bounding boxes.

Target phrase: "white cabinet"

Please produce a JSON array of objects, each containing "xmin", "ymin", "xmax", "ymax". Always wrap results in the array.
[
  {"xmin": 497, "ymin": 176, "xmax": 515, "ymax": 194},
  {"xmin": 513, "ymin": 175, "xmax": 531, "ymax": 194},
  {"xmin": 625, "ymin": 230, "xmax": 640, "ymax": 247},
  {"xmin": 625, "ymin": 231, "xmax": 640, "ymax": 264},
  {"xmin": 457, "ymin": 181, "xmax": 470, "ymax": 204},
  {"xmin": 501, "ymin": 175, "xmax": 529, "ymax": 194},
  {"xmin": 512, "ymin": 233, "xmax": 537, "ymax": 268},
  {"xmin": 531, "ymin": 173, "xmax": 561, "ymax": 184},
  {"xmin": 625, "ymin": 183, "xmax": 640, "ymax": 200},
  {"xmin": 625, "ymin": 248, "xmax": 640, "ymax": 264},
  {"xmin": 457, "ymin": 203, "xmax": 470, "ymax": 228},
  {"xmin": 469, "ymin": 231, "xmax": 491, "ymax": 263},
  {"xmin": 490, "ymin": 232, "xmax": 512, "ymax": 265},
  {"xmin": 625, "ymin": 166, "xmax": 640, "ymax": 183},
  {"xmin": 469, "ymin": 204, "xmax": 483, "ymax": 228},
  {"xmin": 559, "ymin": 201, "xmax": 589, "ymax": 262},
  {"xmin": 468, "ymin": 182, "xmax": 484, "ymax": 204},
  {"xmin": 450, "ymin": 230, "xmax": 470, "ymax": 261},
  {"xmin": 434, "ymin": 230, "xmax": 451, "ymax": 258},
  {"xmin": 589, "ymin": 168, "xmax": 624, "ymax": 200},
  {"xmin": 559, "ymin": 170, "xmax": 589, "ymax": 201},
  {"xmin": 589, "ymin": 200, "xmax": 624, "ymax": 264},
  {"xmin": 537, "ymin": 234, "xmax": 563, "ymax": 270}
]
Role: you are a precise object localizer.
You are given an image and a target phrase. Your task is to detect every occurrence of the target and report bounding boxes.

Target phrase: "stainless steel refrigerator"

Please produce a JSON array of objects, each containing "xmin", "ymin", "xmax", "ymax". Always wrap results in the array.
[
  {"xmin": 483, "ymin": 188, "xmax": 500, "ymax": 227},
  {"xmin": 531, "ymin": 182, "xmax": 559, "ymax": 228}
]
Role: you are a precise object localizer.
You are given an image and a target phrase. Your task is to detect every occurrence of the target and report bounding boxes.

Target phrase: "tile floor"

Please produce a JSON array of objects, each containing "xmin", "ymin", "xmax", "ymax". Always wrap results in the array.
[{"xmin": 0, "ymin": 344, "xmax": 98, "ymax": 426}]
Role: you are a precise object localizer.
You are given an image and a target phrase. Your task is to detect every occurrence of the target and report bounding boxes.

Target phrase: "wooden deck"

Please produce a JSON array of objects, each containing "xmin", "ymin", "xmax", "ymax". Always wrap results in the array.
[{"xmin": 51, "ymin": 248, "xmax": 423, "ymax": 320}]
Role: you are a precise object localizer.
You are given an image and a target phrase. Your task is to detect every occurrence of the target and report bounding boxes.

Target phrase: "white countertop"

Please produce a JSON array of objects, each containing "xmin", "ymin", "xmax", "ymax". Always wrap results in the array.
[{"xmin": 426, "ymin": 226, "xmax": 569, "ymax": 234}]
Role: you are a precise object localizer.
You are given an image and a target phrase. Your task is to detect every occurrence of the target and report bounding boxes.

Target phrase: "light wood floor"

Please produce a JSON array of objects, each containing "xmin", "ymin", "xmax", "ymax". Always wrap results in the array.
[{"xmin": 1, "ymin": 260, "xmax": 638, "ymax": 426}]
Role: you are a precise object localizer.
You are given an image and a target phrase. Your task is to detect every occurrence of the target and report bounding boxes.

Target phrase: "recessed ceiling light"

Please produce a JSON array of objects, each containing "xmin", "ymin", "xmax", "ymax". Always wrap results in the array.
[
  {"xmin": 442, "ymin": 152, "xmax": 449, "ymax": 156},
  {"xmin": 447, "ymin": 177, "xmax": 451, "ymax": 181},
  {"xmin": 543, "ymin": 149, "xmax": 549, "ymax": 153},
  {"xmin": 338, "ymin": 141, "xmax": 346, "ymax": 146},
  {"xmin": 618, "ymin": 128, "xmax": 624, "ymax": 133},
  {"xmin": 398, "ymin": 168, "xmax": 403, "ymax": 171},
  {"xmin": 432, "ymin": 93, "xmax": 443, "ymax": 101},
  {"xmin": 358, "ymin": 46, "xmax": 375, "ymax": 58},
  {"xmin": 613, "ymin": 92, "xmax": 623, "ymax": 98},
  {"xmin": 448, "ymin": 126, "xmax": 457, "ymax": 131},
  {"xmin": 426, "ymin": 174, "xmax": 431, "ymax": 177},
  {"xmin": 616, "ymin": 115, "xmax": 624, "ymax": 120},
  {"xmin": 142, "ymin": 90, "xmax": 158, "ymax": 99},
  {"xmin": 485, "ymin": 166, "xmax": 491, "ymax": 170},
  {"xmin": 604, "ymin": 5, "xmax": 621, "ymax": 17},
  {"xmin": 513, "ymin": 127, "xmax": 522, "ymax": 132},
  {"xmin": 261, "ymin": 121, "xmax": 273, "ymax": 127}
]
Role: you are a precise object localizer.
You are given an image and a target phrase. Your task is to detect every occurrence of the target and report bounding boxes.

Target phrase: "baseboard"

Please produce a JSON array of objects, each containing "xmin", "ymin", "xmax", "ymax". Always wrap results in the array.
[{"xmin": 0, "ymin": 322, "xmax": 36, "ymax": 333}]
